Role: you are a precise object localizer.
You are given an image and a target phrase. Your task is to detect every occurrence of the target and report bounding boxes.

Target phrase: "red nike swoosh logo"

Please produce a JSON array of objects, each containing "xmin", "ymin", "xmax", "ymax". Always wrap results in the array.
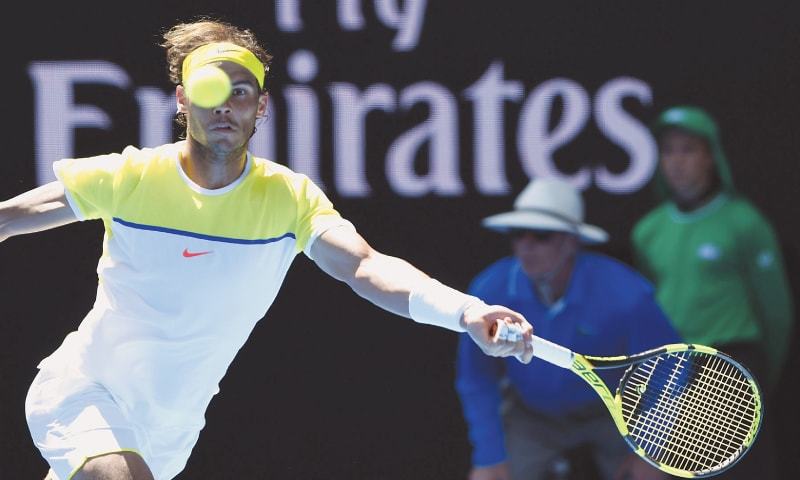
[{"xmin": 182, "ymin": 248, "xmax": 213, "ymax": 258}]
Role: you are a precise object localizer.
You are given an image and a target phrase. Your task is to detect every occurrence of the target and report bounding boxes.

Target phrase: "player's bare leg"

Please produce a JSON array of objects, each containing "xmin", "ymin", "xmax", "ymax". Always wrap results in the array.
[{"xmin": 72, "ymin": 451, "xmax": 155, "ymax": 480}]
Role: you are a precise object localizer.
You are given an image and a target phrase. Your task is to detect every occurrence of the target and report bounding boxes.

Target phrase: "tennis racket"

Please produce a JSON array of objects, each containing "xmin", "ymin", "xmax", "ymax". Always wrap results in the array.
[{"xmin": 495, "ymin": 322, "xmax": 763, "ymax": 478}]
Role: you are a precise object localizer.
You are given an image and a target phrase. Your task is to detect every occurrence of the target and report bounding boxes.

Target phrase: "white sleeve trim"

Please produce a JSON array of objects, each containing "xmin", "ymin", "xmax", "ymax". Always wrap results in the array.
[
  {"xmin": 52, "ymin": 160, "xmax": 86, "ymax": 221},
  {"xmin": 303, "ymin": 217, "xmax": 356, "ymax": 260}
]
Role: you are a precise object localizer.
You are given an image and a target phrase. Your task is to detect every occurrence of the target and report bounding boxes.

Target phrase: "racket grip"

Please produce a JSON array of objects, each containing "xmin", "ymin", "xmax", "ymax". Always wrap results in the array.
[
  {"xmin": 498, "ymin": 323, "xmax": 574, "ymax": 369},
  {"xmin": 530, "ymin": 336, "xmax": 574, "ymax": 369}
]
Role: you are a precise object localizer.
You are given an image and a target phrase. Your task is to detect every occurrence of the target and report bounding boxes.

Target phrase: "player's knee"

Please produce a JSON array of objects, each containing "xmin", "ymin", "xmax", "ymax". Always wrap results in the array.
[{"xmin": 73, "ymin": 451, "xmax": 155, "ymax": 480}]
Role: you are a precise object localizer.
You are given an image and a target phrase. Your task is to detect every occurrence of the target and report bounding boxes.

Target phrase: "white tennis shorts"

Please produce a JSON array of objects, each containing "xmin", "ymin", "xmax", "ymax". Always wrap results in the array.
[{"xmin": 25, "ymin": 367, "xmax": 199, "ymax": 480}]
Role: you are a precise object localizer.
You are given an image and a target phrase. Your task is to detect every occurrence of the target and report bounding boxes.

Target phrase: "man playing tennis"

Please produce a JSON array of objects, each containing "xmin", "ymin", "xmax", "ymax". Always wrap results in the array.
[{"xmin": 0, "ymin": 19, "xmax": 533, "ymax": 480}]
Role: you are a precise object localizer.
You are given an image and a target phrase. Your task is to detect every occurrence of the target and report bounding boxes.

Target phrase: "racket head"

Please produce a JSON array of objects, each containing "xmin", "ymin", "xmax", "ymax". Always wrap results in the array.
[{"xmin": 615, "ymin": 345, "xmax": 762, "ymax": 478}]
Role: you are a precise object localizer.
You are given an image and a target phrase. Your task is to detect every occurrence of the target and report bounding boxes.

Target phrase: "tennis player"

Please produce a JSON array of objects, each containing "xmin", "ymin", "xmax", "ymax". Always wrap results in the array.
[{"xmin": 0, "ymin": 19, "xmax": 533, "ymax": 480}]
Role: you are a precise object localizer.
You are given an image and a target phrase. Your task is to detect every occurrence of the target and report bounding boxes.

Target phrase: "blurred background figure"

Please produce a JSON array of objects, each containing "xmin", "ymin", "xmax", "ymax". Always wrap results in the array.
[
  {"xmin": 456, "ymin": 177, "xmax": 681, "ymax": 480},
  {"xmin": 631, "ymin": 105, "xmax": 794, "ymax": 479}
]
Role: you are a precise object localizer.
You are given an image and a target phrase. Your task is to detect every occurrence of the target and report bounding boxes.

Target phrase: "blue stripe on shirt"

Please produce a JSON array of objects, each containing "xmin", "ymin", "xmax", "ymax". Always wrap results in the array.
[{"xmin": 112, "ymin": 217, "xmax": 296, "ymax": 245}]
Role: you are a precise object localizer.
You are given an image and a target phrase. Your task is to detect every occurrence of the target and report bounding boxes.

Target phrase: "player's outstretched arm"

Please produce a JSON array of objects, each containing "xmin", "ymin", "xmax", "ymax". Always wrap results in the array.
[
  {"xmin": 0, "ymin": 181, "xmax": 78, "ymax": 243},
  {"xmin": 310, "ymin": 225, "xmax": 533, "ymax": 362}
]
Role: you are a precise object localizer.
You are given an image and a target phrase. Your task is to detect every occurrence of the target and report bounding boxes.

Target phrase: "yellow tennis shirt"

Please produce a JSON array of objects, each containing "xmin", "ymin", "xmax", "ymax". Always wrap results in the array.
[{"xmin": 43, "ymin": 141, "xmax": 351, "ymax": 430}]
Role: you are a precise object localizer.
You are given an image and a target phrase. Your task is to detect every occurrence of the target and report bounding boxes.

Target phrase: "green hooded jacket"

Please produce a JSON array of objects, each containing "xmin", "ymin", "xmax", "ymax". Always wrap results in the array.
[{"xmin": 631, "ymin": 106, "xmax": 794, "ymax": 388}]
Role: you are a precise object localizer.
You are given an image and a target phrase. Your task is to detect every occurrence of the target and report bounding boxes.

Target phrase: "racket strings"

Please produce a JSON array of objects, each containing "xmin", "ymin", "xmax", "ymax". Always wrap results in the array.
[
  {"xmin": 673, "ymin": 360, "xmax": 757, "ymax": 471},
  {"xmin": 623, "ymin": 368, "xmax": 734, "ymax": 471},
  {"xmin": 624, "ymin": 357, "xmax": 730, "ymax": 469},
  {"xmin": 623, "ymin": 354, "xmax": 757, "ymax": 471},
  {"xmin": 630, "ymin": 360, "xmax": 753, "ymax": 470},
  {"xmin": 638, "ymin": 358, "xmax": 756, "ymax": 449},
  {"xmin": 619, "ymin": 351, "xmax": 760, "ymax": 474},
  {"xmin": 690, "ymin": 359, "xmax": 757, "ymax": 437},
  {"xmin": 626, "ymin": 356, "xmax": 755, "ymax": 470}
]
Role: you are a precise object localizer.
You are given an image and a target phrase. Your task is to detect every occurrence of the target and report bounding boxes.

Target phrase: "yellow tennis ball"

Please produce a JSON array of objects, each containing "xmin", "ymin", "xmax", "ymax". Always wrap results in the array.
[{"xmin": 185, "ymin": 65, "xmax": 232, "ymax": 108}]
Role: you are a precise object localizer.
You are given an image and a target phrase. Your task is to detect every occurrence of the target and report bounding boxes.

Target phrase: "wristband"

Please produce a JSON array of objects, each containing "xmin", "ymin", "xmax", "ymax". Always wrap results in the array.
[{"xmin": 408, "ymin": 278, "xmax": 483, "ymax": 332}]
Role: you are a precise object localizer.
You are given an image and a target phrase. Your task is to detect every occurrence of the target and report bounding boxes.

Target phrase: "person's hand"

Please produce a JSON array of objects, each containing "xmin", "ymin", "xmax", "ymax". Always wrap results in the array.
[
  {"xmin": 461, "ymin": 302, "xmax": 533, "ymax": 363},
  {"xmin": 614, "ymin": 453, "xmax": 669, "ymax": 480},
  {"xmin": 468, "ymin": 462, "xmax": 511, "ymax": 480}
]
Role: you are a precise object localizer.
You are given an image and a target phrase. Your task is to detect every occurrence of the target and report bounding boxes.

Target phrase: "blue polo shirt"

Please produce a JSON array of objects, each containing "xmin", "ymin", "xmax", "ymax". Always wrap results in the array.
[{"xmin": 455, "ymin": 252, "xmax": 681, "ymax": 466}]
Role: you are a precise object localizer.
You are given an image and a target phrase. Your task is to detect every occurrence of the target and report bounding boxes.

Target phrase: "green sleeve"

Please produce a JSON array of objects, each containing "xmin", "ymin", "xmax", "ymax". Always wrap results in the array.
[
  {"xmin": 741, "ymin": 217, "xmax": 795, "ymax": 386},
  {"xmin": 630, "ymin": 220, "xmax": 655, "ymax": 282}
]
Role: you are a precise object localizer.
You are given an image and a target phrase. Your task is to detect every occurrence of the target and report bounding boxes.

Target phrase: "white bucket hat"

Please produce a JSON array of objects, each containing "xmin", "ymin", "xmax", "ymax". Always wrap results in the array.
[{"xmin": 482, "ymin": 178, "xmax": 609, "ymax": 244}]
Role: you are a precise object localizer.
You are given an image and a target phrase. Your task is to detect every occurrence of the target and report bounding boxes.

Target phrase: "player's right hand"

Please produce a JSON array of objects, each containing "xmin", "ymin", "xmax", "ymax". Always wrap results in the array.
[{"xmin": 468, "ymin": 463, "xmax": 511, "ymax": 480}]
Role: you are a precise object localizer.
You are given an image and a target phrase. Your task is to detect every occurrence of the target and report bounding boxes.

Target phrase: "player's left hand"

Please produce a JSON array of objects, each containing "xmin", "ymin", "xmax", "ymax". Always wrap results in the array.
[{"xmin": 461, "ymin": 303, "xmax": 533, "ymax": 363}]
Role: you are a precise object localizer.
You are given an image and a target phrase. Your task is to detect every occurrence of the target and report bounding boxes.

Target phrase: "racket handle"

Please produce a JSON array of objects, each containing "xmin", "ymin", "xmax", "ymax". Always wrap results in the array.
[
  {"xmin": 531, "ymin": 336, "xmax": 574, "ymax": 369},
  {"xmin": 496, "ymin": 323, "xmax": 574, "ymax": 368}
]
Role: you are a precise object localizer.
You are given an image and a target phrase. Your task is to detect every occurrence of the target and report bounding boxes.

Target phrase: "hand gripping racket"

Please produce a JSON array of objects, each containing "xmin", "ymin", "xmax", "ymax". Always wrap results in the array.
[{"xmin": 496, "ymin": 323, "xmax": 763, "ymax": 478}]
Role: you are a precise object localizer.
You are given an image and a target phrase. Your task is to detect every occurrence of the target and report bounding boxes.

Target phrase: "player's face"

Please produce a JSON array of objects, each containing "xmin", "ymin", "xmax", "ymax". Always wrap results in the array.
[
  {"xmin": 658, "ymin": 129, "xmax": 715, "ymax": 203},
  {"xmin": 181, "ymin": 62, "xmax": 267, "ymax": 153},
  {"xmin": 510, "ymin": 229, "xmax": 578, "ymax": 279}
]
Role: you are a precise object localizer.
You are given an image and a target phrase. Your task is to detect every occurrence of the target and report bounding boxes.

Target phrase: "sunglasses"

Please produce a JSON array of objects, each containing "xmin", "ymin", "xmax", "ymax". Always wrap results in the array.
[{"xmin": 507, "ymin": 229, "xmax": 560, "ymax": 242}]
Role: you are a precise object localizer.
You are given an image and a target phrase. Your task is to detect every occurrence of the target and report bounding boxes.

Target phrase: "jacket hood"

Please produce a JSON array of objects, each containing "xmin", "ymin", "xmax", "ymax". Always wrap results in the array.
[{"xmin": 650, "ymin": 105, "xmax": 735, "ymax": 200}]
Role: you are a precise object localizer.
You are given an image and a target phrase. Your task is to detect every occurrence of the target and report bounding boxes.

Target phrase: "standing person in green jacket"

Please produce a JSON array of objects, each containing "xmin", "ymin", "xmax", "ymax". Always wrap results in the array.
[{"xmin": 631, "ymin": 105, "xmax": 793, "ymax": 479}]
